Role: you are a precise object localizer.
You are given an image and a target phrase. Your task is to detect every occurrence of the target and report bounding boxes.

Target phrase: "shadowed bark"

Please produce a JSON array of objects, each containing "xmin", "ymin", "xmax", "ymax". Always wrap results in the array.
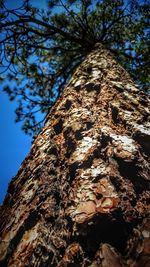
[{"xmin": 0, "ymin": 43, "xmax": 150, "ymax": 267}]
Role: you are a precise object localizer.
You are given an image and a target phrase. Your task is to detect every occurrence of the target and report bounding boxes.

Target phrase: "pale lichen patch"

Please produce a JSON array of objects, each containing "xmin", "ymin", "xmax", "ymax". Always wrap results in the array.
[
  {"xmin": 125, "ymin": 84, "xmax": 139, "ymax": 92},
  {"xmin": 123, "ymin": 110, "xmax": 132, "ymax": 119},
  {"xmin": 92, "ymin": 69, "xmax": 102, "ymax": 79},
  {"xmin": 123, "ymin": 91, "xmax": 139, "ymax": 105},
  {"xmin": 134, "ymin": 123, "xmax": 150, "ymax": 136},
  {"xmin": 142, "ymin": 230, "xmax": 150, "ymax": 238},
  {"xmin": 90, "ymin": 59, "xmax": 98, "ymax": 65},
  {"xmin": 110, "ymin": 133, "xmax": 137, "ymax": 153},
  {"xmin": 69, "ymin": 107, "xmax": 92, "ymax": 118},
  {"xmin": 101, "ymin": 127, "xmax": 137, "ymax": 152},
  {"xmin": 80, "ymin": 163, "xmax": 108, "ymax": 180},
  {"xmin": 74, "ymin": 79, "xmax": 83, "ymax": 88},
  {"xmin": 110, "ymin": 81, "xmax": 124, "ymax": 91},
  {"xmin": 91, "ymin": 165, "xmax": 108, "ymax": 177},
  {"xmin": 71, "ymin": 136, "xmax": 98, "ymax": 162}
]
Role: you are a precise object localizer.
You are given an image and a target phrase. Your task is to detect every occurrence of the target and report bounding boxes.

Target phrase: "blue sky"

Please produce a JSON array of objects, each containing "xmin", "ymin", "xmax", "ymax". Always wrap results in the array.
[
  {"xmin": 0, "ymin": 92, "xmax": 31, "ymax": 203},
  {"xmin": 0, "ymin": 0, "xmax": 47, "ymax": 203}
]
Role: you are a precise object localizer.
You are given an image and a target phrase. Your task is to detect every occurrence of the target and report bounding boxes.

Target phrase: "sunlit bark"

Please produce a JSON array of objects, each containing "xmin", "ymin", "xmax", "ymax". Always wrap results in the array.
[{"xmin": 0, "ymin": 44, "xmax": 149, "ymax": 267}]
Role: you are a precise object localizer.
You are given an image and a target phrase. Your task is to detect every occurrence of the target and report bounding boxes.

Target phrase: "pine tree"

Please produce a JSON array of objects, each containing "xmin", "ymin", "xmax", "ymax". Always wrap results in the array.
[
  {"xmin": 0, "ymin": 0, "xmax": 149, "ymax": 134},
  {"xmin": 0, "ymin": 1, "xmax": 150, "ymax": 266}
]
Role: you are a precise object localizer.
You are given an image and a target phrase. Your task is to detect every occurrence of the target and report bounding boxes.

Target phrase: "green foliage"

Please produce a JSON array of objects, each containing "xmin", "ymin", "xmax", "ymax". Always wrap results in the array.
[{"xmin": 0, "ymin": 0, "xmax": 149, "ymax": 135}]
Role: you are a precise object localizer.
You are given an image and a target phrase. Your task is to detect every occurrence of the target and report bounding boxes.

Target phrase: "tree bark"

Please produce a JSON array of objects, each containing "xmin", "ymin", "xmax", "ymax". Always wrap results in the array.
[{"xmin": 0, "ymin": 43, "xmax": 150, "ymax": 267}]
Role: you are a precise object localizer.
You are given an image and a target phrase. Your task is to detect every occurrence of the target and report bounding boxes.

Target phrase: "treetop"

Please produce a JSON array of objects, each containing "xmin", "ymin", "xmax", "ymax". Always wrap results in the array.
[{"xmin": 0, "ymin": 0, "xmax": 149, "ymax": 135}]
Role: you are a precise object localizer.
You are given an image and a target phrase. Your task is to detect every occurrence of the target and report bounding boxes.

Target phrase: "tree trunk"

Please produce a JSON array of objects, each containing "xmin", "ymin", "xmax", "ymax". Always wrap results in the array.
[{"xmin": 0, "ymin": 43, "xmax": 150, "ymax": 267}]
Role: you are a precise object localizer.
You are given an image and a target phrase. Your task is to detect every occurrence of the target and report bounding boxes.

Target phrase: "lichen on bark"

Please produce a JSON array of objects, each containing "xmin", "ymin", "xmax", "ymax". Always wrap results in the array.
[{"xmin": 0, "ymin": 43, "xmax": 149, "ymax": 267}]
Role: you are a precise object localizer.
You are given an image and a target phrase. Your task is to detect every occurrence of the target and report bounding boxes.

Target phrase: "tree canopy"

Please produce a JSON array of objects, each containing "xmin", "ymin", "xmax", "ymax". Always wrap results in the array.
[{"xmin": 0, "ymin": 0, "xmax": 149, "ymax": 135}]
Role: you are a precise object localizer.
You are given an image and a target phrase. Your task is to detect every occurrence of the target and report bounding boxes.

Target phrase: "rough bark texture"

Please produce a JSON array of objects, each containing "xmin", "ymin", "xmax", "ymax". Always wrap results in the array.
[{"xmin": 0, "ymin": 44, "xmax": 150, "ymax": 267}]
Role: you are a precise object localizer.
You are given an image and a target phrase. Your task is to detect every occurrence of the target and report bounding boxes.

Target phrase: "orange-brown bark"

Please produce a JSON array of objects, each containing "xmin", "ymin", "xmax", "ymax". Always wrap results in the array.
[{"xmin": 0, "ymin": 44, "xmax": 149, "ymax": 266}]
